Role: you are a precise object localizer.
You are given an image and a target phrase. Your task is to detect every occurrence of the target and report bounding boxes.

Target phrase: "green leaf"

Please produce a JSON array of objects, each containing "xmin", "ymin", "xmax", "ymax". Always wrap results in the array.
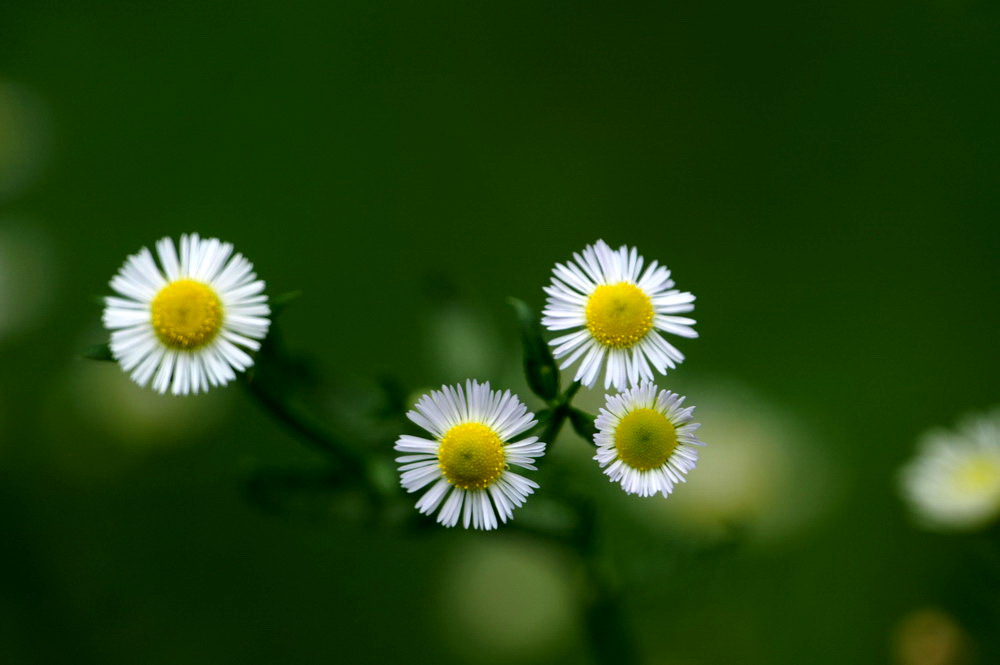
[
  {"xmin": 508, "ymin": 297, "xmax": 559, "ymax": 402},
  {"xmin": 568, "ymin": 407, "xmax": 598, "ymax": 444},
  {"xmin": 270, "ymin": 290, "xmax": 303, "ymax": 317},
  {"xmin": 81, "ymin": 342, "xmax": 114, "ymax": 362}
]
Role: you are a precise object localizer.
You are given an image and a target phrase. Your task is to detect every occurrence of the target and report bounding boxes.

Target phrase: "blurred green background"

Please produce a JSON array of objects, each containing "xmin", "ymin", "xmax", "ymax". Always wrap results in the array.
[{"xmin": 2, "ymin": 1, "xmax": 999, "ymax": 663}]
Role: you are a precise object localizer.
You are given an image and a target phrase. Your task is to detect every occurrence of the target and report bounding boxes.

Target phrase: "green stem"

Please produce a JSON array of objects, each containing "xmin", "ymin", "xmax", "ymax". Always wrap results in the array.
[
  {"xmin": 538, "ymin": 381, "xmax": 599, "ymax": 449},
  {"xmin": 562, "ymin": 380, "xmax": 583, "ymax": 403},
  {"xmin": 574, "ymin": 498, "xmax": 641, "ymax": 665},
  {"xmin": 241, "ymin": 375, "xmax": 366, "ymax": 474},
  {"xmin": 582, "ymin": 571, "xmax": 640, "ymax": 665},
  {"xmin": 532, "ymin": 380, "xmax": 585, "ymax": 447},
  {"xmin": 540, "ymin": 407, "xmax": 569, "ymax": 448}
]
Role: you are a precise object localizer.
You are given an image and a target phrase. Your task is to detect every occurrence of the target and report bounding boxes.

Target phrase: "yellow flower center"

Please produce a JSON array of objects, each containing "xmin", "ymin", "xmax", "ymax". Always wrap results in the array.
[
  {"xmin": 438, "ymin": 422, "xmax": 506, "ymax": 490},
  {"xmin": 585, "ymin": 282, "xmax": 654, "ymax": 349},
  {"xmin": 150, "ymin": 279, "xmax": 224, "ymax": 350},
  {"xmin": 614, "ymin": 408, "xmax": 677, "ymax": 471},
  {"xmin": 954, "ymin": 457, "xmax": 1000, "ymax": 494}
]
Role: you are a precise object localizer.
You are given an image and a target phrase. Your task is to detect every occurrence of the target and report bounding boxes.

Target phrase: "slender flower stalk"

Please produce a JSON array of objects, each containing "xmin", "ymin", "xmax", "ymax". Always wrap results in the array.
[{"xmin": 89, "ymin": 234, "xmax": 707, "ymax": 665}]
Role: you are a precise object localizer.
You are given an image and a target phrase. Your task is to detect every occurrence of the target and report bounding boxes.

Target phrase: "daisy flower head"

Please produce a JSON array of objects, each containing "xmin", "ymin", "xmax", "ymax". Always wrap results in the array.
[
  {"xmin": 900, "ymin": 409, "xmax": 1000, "ymax": 531},
  {"xmin": 395, "ymin": 380, "xmax": 546, "ymax": 530},
  {"xmin": 594, "ymin": 382, "xmax": 704, "ymax": 498},
  {"xmin": 102, "ymin": 233, "xmax": 270, "ymax": 395},
  {"xmin": 542, "ymin": 240, "xmax": 696, "ymax": 391}
]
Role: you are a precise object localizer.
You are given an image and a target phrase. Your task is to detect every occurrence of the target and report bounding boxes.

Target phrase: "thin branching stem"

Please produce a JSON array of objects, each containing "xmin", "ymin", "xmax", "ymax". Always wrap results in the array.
[
  {"xmin": 241, "ymin": 375, "xmax": 366, "ymax": 475},
  {"xmin": 244, "ymin": 306, "xmax": 638, "ymax": 665}
]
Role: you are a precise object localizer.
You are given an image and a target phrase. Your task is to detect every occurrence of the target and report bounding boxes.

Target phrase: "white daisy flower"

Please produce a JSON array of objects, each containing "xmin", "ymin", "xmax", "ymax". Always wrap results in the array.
[
  {"xmin": 542, "ymin": 239, "xmax": 697, "ymax": 391},
  {"xmin": 594, "ymin": 382, "xmax": 704, "ymax": 498},
  {"xmin": 102, "ymin": 233, "xmax": 270, "ymax": 395},
  {"xmin": 900, "ymin": 409, "xmax": 1000, "ymax": 531},
  {"xmin": 395, "ymin": 380, "xmax": 546, "ymax": 530}
]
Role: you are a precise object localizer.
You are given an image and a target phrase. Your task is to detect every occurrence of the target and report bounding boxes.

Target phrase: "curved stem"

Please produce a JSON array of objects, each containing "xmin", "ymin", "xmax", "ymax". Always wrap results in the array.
[
  {"xmin": 244, "ymin": 315, "xmax": 637, "ymax": 664},
  {"xmin": 574, "ymin": 497, "xmax": 641, "ymax": 665},
  {"xmin": 562, "ymin": 380, "xmax": 583, "ymax": 403},
  {"xmin": 241, "ymin": 375, "xmax": 366, "ymax": 474},
  {"xmin": 582, "ymin": 571, "xmax": 640, "ymax": 665}
]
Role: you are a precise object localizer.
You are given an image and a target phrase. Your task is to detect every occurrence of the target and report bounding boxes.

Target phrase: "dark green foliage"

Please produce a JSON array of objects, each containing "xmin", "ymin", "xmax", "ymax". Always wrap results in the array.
[{"xmin": 509, "ymin": 297, "xmax": 560, "ymax": 403}]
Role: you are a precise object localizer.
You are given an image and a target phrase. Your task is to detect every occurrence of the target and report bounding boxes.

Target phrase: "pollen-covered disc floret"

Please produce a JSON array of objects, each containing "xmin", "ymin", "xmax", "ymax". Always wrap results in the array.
[
  {"xmin": 594, "ymin": 382, "xmax": 704, "ymax": 498},
  {"xmin": 102, "ymin": 233, "xmax": 271, "ymax": 395},
  {"xmin": 900, "ymin": 409, "xmax": 1000, "ymax": 531},
  {"xmin": 438, "ymin": 423, "xmax": 506, "ymax": 490},
  {"xmin": 150, "ymin": 279, "xmax": 223, "ymax": 349},
  {"xmin": 395, "ymin": 380, "xmax": 546, "ymax": 530},
  {"xmin": 542, "ymin": 239, "xmax": 697, "ymax": 391}
]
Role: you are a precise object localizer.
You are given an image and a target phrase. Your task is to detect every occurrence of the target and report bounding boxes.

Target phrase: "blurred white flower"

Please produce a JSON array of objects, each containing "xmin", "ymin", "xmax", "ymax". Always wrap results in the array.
[
  {"xmin": 439, "ymin": 538, "xmax": 576, "ymax": 662},
  {"xmin": 425, "ymin": 302, "xmax": 503, "ymax": 380},
  {"xmin": 34, "ymin": 356, "xmax": 231, "ymax": 483},
  {"xmin": 68, "ymin": 361, "xmax": 229, "ymax": 449},
  {"xmin": 0, "ymin": 222, "xmax": 56, "ymax": 341},
  {"xmin": 891, "ymin": 607, "xmax": 971, "ymax": 665},
  {"xmin": 542, "ymin": 239, "xmax": 696, "ymax": 390},
  {"xmin": 900, "ymin": 408, "xmax": 1000, "ymax": 531},
  {"xmin": 103, "ymin": 233, "xmax": 270, "ymax": 395},
  {"xmin": 0, "ymin": 79, "xmax": 51, "ymax": 202},
  {"xmin": 395, "ymin": 380, "xmax": 545, "ymax": 530},
  {"xmin": 633, "ymin": 379, "xmax": 837, "ymax": 545},
  {"xmin": 594, "ymin": 381, "xmax": 704, "ymax": 498}
]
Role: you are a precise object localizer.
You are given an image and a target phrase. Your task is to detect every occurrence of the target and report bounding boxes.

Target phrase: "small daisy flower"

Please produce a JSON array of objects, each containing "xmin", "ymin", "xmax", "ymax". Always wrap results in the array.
[
  {"xmin": 395, "ymin": 380, "xmax": 546, "ymax": 530},
  {"xmin": 594, "ymin": 382, "xmax": 704, "ymax": 498},
  {"xmin": 542, "ymin": 239, "xmax": 696, "ymax": 391},
  {"xmin": 900, "ymin": 409, "xmax": 1000, "ymax": 531},
  {"xmin": 102, "ymin": 233, "xmax": 270, "ymax": 395}
]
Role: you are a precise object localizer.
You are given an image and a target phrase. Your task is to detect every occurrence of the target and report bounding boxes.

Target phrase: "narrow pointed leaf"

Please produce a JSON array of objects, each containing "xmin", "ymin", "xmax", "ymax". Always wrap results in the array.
[
  {"xmin": 508, "ymin": 297, "xmax": 559, "ymax": 402},
  {"xmin": 569, "ymin": 407, "xmax": 598, "ymax": 444},
  {"xmin": 82, "ymin": 342, "xmax": 115, "ymax": 362},
  {"xmin": 270, "ymin": 290, "xmax": 303, "ymax": 317}
]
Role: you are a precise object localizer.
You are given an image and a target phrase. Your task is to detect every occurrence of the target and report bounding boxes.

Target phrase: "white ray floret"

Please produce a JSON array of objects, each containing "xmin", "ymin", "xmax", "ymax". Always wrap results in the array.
[
  {"xmin": 900, "ymin": 409, "xmax": 1000, "ymax": 531},
  {"xmin": 102, "ymin": 233, "xmax": 270, "ymax": 395},
  {"xmin": 593, "ymin": 382, "xmax": 705, "ymax": 498},
  {"xmin": 395, "ymin": 380, "xmax": 546, "ymax": 530},
  {"xmin": 542, "ymin": 239, "xmax": 697, "ymax": 391}
]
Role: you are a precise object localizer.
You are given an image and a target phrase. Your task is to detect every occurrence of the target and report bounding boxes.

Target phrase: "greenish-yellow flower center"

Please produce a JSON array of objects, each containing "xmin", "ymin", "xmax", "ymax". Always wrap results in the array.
[
  {"xmin": 438, "ymin": 422, "xmax": 506, "ymax": 490},
  {"xmin": 150, "ymin": 279, "xmax": 224, "ymax": 350},
  {"xmin": 614, "ymin": 408, "xmax": 677, "ymax": 471},
  {"xmin": 955, "ymin": 457, "xmax": 1000, "ymax": 493},
  {"xmin": 585, "ymin": 282, "xmax": 654, "ymax": 349}
]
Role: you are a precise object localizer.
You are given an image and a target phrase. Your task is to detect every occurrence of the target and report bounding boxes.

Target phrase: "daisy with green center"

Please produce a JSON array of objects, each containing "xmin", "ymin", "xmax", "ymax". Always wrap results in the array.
[
  {"xmin": 900, "ymin": 409, "xmax": 1000, "ymax": 531},
  {"xmin": 102, "ymin": 233, "xmax": 270, "ymax": 395},
  {"xmin": 395, "ymin": 380, "xmax": 546, "ymax": 530},
  {"xmin": 594, "ymin": 382, "xmax": 704, "ymax": 497},
  {"xmin": 542, "ymin": 240, "xmax": 697, "ymax": 391}
]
